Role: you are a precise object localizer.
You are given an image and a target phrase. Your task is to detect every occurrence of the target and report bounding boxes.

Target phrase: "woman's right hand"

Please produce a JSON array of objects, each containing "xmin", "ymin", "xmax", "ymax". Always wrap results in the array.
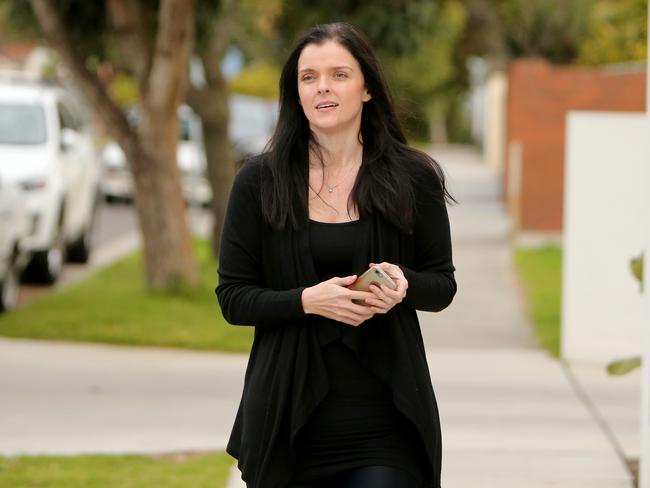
[{"xmin": 301, "ymin": 275, "xmax": 376, "ymax": 326}]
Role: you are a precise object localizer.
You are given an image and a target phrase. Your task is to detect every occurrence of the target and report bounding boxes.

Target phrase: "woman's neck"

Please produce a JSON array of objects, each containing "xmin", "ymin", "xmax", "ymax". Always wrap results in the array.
[{"xmin": 309, "ymin": 126, "xmax": 363, "ymax": 170}]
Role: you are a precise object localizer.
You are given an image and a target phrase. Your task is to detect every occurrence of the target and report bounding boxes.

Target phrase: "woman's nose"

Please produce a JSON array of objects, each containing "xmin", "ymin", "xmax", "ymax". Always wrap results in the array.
[{"xmin": 317, "ymin": 79, "xmax": 330, "ymax": 93}]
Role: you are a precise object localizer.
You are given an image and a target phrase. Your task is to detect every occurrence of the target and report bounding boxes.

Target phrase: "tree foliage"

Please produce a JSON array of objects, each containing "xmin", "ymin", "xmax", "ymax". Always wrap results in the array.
[
  {"xmin": 275, "ymin": 0, "xmax": 437, "ymax": 57},
  {"xmin": 497, "ymin": 0, "xmax": 594, "ymax": 64},
  {"xmin": 578, "ymin": 0, "xmax": 648, "ymax": 65},
  {"xmin": 383, "ymin": 1, "xmax": 467, "ymax": 140},
  {"xmin": 459, "ymin": 0, "xmax": 648, "ymax": 66},
  {"xmin": 459, "ymin": 0, "xmax": 594, "ymax": 64},
  {"xmin": 5, "ymin": 0, "xmax": 110, "ymax": 61}
]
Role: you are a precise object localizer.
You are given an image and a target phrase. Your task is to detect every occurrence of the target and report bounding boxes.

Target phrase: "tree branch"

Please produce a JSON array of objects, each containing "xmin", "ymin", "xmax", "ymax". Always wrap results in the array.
[
  {"xmin": 29, "ymin": 0, "xmax": 135, "ymax": 149},
  {"xmin": 106, "ymin": 0, "xmax": 153, "ymax": 88},
  {"xmin": 146, "ymin": 0, "xmax": 195, "ymax": 111},
  {"xmin": 202, "ymin": 0, "xmax": 238, "ymax": 85},
  {"xmin": 185, "ymin": 84, "xmax": 207, "ymax": 117}
]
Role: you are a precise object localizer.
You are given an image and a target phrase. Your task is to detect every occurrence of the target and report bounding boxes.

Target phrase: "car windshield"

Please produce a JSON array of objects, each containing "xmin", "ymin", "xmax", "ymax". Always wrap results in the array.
[{"xmin": 0, "ymin": 103, "xmax": 47, "ymax": 145}]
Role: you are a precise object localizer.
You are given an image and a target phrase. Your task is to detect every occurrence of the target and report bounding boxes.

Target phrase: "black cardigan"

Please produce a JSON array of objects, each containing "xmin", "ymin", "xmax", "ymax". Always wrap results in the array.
[{"xmin": 216, "ymin": 156, "xmax": 457, "ymax": 488}]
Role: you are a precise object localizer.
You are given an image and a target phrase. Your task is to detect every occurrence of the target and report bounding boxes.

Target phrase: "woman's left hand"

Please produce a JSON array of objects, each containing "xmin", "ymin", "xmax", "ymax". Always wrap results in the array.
[{"xmin": 364, "ymin": 262, "xmax": 408, "ymax": 314}]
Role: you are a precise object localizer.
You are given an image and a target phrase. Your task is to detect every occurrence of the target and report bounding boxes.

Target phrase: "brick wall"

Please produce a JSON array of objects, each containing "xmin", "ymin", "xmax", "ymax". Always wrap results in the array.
[{"xmin": 505, "ymin": 58, "xmax": 646, "ymax": 233}]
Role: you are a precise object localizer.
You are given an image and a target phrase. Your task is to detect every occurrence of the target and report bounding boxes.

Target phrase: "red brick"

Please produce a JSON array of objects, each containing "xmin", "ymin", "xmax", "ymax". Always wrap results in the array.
[{"xmin": 505, "ymin": 58, "xmax": 646, "ymax": 232}]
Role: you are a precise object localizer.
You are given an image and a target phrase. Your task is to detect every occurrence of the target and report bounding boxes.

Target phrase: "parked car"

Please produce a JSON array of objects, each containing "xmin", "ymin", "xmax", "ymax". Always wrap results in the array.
[
  {"xmin": 0, "ymin": 177, "xmax": 30, "ymax": 311},
  {"xmin": 0, "ymin": 73, "xmax": 101, "ymax": 284},
  {"xmin": 100, "ymin": 94, "xmax": 278, "ymax": 204},
  {"xmin": 100, "ymin": 104, "xmax": 210, "ymax": 204}
]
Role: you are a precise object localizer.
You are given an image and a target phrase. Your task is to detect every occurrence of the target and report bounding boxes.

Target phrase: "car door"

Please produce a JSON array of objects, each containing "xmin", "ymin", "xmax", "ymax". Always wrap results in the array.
[{"xmin": 56, "ymin": 100, "xmax": 86, "ymax": 240}]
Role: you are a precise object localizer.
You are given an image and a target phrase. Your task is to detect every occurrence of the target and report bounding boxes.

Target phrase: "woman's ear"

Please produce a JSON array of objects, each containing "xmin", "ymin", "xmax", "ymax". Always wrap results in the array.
[{"xmin": 362, "ymin": 89, "xmax": 372, "ymax": 102}]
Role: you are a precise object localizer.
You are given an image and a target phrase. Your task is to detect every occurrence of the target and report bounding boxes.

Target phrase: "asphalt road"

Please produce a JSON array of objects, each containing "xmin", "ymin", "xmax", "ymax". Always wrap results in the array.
[{"xmin": 90, "ymin": 200, "xmax": 139, "ymax": 250}]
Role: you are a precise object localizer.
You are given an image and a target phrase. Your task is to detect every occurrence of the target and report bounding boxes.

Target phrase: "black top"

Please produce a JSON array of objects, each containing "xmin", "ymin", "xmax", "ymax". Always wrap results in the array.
[
  {"xmin": 308, "ymin": 218, "xmax": 359, "ymax": 279},
  {"xmin": 291, "ymin": 219, "xmax": 426, "ymax": 483},
  {"xmin": 216, "ymin": 156, "xmax": 457, "ymax": 488}
]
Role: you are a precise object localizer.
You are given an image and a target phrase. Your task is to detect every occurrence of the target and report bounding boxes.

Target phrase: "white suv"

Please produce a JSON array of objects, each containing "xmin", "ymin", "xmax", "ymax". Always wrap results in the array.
[
  {"xmin": 0, "ymin": 74, "xmax": 100, "ymax": 283},
  {"xmin": 0, "ymin": 177, "xmax": 29, "ymax": 311}
]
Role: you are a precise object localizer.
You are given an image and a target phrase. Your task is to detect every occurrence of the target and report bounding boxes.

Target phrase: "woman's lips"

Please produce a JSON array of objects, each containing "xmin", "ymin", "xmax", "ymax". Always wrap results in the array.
[{"xmin": 315, "ymin": 102, "xmax": 339, "ymax": 112}]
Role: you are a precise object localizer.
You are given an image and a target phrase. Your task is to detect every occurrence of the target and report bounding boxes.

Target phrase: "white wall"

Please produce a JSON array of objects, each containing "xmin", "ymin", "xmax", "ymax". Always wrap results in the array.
[
  {"xmin": 562, "ymin": 111, "xmax": 648, "ymax": 362},
  {"xmin": 638, "ymin": 8, "xmax": 650, "ymax": 486},
  {"xmin": 467, "ymin": 57, "xmax": 487, "ymax": 146},
  {"xmin": 484, "ymin": 70, "xmax": 508, "ymax": 175}
]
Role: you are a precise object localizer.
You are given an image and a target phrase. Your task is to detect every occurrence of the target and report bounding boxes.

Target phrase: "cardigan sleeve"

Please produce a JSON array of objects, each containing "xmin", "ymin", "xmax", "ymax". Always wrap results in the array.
[
  {"xmin": 215, "ymin": 159, "xmax": 307, "ymax": 326},
  {"xmin": 398, "ymin": 171, "xmax": 457, "ymax": 312}
]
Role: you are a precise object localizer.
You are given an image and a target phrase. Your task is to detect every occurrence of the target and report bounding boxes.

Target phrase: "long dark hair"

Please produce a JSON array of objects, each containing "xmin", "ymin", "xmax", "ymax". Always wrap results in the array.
[{"xmin": 261, "ymin": 22, "xmax": 456, "ymax": 233}]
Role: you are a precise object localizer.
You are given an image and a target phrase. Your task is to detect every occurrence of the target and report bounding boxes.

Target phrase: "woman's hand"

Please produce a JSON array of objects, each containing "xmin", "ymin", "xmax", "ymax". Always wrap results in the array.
[
  {"xmin": 364, "ymin": 262, "xmax": 408, "ymax": 314},
  {"xmin": 301, "ymin": 275, "xmax": 377, "ymax": 326}
]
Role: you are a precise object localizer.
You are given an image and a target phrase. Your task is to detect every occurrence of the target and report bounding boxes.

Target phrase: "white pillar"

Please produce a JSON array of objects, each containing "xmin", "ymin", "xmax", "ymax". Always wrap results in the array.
[{"xmin": 639, "ymin": 5, "xmax": 650, "ymax": 486}]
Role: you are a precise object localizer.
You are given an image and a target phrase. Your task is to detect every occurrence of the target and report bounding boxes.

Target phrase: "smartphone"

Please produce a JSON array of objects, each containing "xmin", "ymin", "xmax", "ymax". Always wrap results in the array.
[{"xmin": 348, "ymin": 266, "xmax": 397, "ymax": 305}]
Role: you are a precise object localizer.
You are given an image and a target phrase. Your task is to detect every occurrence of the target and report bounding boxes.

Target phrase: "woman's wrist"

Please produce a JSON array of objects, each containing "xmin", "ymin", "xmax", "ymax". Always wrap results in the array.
[{"xmin": 301, "ymin": 286, "xmax": 314, "ymax": 314}]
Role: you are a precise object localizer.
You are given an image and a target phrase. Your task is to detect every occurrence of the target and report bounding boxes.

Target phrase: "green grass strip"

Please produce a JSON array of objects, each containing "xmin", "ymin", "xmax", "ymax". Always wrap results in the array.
[
  {"xmin": 0, "ymin": 451, "xmax": 233, "ymax": 488},
  {"xmin": 0, "ymin": 240, "xmax": 252, "ymax": 353},
  {"xmin": 514, "ymin": 244, "xmax": 562, "ymax": 357}
]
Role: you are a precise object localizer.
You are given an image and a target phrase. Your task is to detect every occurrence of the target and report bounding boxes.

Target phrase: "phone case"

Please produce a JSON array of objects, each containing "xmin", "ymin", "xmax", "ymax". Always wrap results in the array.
[{"xmin": 349, "ymin": 266, "xmax": 397, "ymax": 304}]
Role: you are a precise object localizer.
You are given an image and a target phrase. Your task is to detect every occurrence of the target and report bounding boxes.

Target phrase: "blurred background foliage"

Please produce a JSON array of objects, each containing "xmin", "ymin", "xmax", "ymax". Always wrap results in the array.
[
  {"xmin": 1, "ymin": 0, "xmax": 646, "ymax": 143},
  {"xmin": 226, "ymin": 0, "xmax": 648, "ymax": 142},
  {"xmin": 578, "ymin": 0, "xmax": 648, "ymax": 65},
  {"xmin": 229, "ymin": 62, "xmax": 281, "ymax": 99}
]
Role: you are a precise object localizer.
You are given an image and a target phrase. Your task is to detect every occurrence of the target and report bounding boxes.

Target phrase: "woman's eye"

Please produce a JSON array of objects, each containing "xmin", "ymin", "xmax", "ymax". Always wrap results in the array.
[
  {"xmin": 334, "ymin": 72, "xmax": 348, "ymax": 78},
  {"xmin": 301, "ymin": 74, "xmax": 314, "ymax": 82}
]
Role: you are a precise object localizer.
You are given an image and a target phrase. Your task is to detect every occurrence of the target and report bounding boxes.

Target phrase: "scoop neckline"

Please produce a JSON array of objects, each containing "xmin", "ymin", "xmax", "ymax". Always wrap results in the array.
[{"xmin": 308, "ymin": 218, "xmax": 361, "ymax": 225}]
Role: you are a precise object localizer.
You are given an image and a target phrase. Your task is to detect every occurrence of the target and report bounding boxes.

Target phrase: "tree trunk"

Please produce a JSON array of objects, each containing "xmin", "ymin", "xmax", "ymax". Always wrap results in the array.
[
  {"xmin": 130, "ymin": 110, "xmax": 199, "ymax": 288},
  {"xmin": 205, "ymin": 124, "xmax": 235, "ymax": 257},
  {"xmin": 186, "ymin": 0, "xmax": 238, "ymax": 258},
  {"xmin": 190, "ymin": 75, "xmax": 235, "ymax": 258},
  {"xmin": 30, "ymin": 0, "xmax": 200, "ymax": 290}
]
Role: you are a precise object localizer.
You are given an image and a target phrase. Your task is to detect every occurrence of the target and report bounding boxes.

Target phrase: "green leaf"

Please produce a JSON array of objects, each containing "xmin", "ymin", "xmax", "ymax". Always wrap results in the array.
[
  {"xmin": 630, "ymin": 252, "xmax": 643, "ymax": 291},
  {"xmin": 606, "ymin": 356, "xmax": 641, "ymax": 375}
]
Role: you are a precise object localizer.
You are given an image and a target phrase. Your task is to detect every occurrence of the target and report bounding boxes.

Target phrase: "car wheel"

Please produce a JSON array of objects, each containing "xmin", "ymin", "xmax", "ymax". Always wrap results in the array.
[
  {"xmin": 66, "ymin": 224, "xmax": 92, "ymax": 263},
  {"xmin": 28, "ymin": 226, "xmax": 65, "ymax": 284},
  {"xmin": 0, "ymin": 257, "xmax": 20, "ymax": 312}
]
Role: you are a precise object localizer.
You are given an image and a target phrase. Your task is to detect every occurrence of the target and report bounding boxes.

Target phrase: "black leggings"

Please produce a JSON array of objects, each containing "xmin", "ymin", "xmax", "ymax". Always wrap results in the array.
[{"xmin": 286, "ymin": 465, "xmax": 420, "ymax": 488}]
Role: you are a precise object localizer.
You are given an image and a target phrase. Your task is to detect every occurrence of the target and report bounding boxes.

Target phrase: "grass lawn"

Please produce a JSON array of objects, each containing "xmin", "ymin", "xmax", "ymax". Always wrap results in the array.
[
  {"xmin": 0, "ymin": 451, "xmax": 233, "ymax": 488},
  {"xmin": 0, "ymin": 240, "xmax": 253, "ymax": 353},
  {"xmin": 513, "ymin": 244, "xmax": 562, "ymax": 357}
]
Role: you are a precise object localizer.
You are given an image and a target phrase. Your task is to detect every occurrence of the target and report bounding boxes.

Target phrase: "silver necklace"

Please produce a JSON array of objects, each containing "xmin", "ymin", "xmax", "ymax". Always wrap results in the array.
[{"xmin": 324, "ymin": 161, "xmax": 360, "ymax": 194}]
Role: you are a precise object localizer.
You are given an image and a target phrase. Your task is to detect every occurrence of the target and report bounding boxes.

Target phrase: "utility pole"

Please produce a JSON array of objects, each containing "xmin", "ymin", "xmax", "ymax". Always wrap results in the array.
[{"xmin": 639, "ymin": 5, "xmax": 650, "ymax": 486}]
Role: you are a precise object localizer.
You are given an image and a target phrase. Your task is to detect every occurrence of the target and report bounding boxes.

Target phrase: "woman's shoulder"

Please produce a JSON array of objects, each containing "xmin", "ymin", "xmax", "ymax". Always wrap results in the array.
[{"xmin": 233, "ymin": 153, "xmax": 270, "ymax": 189}]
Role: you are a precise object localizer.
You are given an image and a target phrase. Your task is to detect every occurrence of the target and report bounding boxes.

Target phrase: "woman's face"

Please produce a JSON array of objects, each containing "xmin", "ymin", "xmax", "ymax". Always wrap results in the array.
[{"xmin": 297, "ymin": 40, "xmax": 371, "ymax": 135}]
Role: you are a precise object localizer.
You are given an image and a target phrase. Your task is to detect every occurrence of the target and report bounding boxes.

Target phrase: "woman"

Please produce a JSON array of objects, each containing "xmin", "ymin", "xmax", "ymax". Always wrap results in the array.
[{"xmin": 217, "ymin": 22, "xmax": 457, "ymax": 488}]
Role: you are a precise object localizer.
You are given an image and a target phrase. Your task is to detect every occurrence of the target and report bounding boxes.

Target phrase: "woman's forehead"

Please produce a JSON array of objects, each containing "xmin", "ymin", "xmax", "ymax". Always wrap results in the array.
[{"xmin": 297, "ymin": 41, "xmax": 359, "ymax": 71}]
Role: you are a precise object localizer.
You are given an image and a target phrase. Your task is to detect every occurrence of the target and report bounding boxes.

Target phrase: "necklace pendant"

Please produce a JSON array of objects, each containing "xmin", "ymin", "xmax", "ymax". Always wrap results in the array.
[{"xmin": 328, "ymin": 187, "xmax": 333, "ymax": 193}]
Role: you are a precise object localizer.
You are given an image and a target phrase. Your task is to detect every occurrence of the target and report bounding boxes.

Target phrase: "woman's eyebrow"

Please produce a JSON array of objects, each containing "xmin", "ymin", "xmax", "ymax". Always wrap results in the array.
[{"xmin": 298, "ymin": 65, "xmax": 354, "ymax": 74}]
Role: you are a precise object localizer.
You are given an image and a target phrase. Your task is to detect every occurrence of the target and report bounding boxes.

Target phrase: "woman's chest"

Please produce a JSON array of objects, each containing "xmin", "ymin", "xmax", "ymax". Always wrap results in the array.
[{"xmin": 308, "ymin": 169, "xmax": 359, "ymax": 222}]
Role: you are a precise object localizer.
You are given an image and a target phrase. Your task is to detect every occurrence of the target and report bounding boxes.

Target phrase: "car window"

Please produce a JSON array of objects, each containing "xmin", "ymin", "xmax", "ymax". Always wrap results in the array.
[{"xmin": 0, "ymin": 103, "xmax": 47, "ymax": 145}]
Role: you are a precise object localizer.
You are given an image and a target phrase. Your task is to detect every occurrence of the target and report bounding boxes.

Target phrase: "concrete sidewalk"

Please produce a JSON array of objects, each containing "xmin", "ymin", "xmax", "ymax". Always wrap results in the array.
[
  {"xmin": 418, "ymin": 145, "xmax": 633, "ymax": 487},
  {"xmin": 0, "ymin": 145, "xmax": 637, "ymax": 488}
]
